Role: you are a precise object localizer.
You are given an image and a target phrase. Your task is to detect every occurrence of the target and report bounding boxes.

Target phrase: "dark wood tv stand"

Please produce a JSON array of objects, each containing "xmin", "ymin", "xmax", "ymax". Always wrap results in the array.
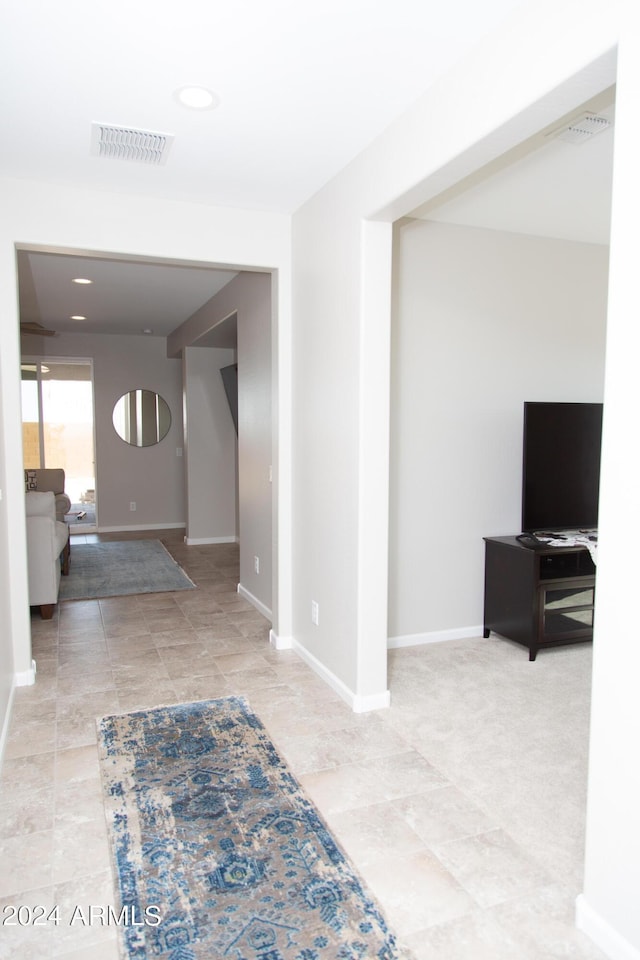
[{"xmin": 483, "ymin": 536, "xmax": 596, "ymax": 661}]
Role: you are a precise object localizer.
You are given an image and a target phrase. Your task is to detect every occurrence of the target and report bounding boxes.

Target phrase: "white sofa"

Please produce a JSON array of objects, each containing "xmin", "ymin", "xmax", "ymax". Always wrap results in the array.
[{"xmin": 25, "ymin": 491, "xmax": 70, "ymax": 619}]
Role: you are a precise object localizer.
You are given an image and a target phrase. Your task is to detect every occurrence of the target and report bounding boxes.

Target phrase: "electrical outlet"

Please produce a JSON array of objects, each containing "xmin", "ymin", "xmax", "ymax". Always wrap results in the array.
[
  {"xmin": 254, "ymin": 556, "xmax": 260, "ymax": 574},
  {"xmin": 129, "ymin": 501, "xmax": 136, "ymax": 511},
  {"xmin": 311, "ymin": 600, "xmax": 319, "ymax": 626}
]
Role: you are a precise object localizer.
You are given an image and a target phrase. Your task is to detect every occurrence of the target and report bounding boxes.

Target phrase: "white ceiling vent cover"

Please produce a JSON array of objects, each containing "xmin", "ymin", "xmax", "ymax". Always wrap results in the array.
[
  {"xmin": 548, "ymin": 112, "xmax": 613, "ymax": 145},
  {"xmin": 91, "ymin": 123, "xmax": 174, "ymax": 165}
]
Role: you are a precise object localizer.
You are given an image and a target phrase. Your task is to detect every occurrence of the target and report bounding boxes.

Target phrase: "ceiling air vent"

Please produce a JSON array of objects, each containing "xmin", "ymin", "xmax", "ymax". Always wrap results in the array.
[
  {"xmin": 548, "ymin": 112, "xmax": 613, "ymax": 145},
  {"xmin": 91, "ymin": 123, "xmax": 174, "ymax": 165}
]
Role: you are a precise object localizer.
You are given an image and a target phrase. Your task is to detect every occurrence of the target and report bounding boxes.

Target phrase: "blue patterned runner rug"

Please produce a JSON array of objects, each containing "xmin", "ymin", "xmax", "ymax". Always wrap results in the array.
[{"xmin": 97, "ymin": 696, "xmax": 410, "ymax": 960}]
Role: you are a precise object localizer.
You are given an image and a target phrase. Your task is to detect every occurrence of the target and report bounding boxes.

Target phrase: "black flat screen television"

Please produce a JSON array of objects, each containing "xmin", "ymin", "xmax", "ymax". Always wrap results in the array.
[{"xmin": 522, "ymin": 401, "xmax": 603, "ymax": 533}]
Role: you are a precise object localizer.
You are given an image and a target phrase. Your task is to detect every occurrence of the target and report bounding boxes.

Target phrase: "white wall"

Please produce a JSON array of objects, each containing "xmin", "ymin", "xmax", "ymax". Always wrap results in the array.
[
  {"xmin": 0, "ymin": 177, "xmax": 291, "ymax": 753},
  {"xmin": 389, "ymin": 219, "xmax": 609, "ymax": 643},
  {"xmin": 0, "ymin": 227, "xmax": 32, "ymax": 683},
  {"xmin": 0, "ymin": 361, "xmax": 15, "ymax": 767},
  {"xmin": 23, "ymin": 331, "xmax": 185, "ymax": 530},
  {"xmin": 577, "ymin": 11, "xmax": 640, "ymax": 959},
  {"xmin": 183, "ymin": 345, "xmax": 238, "ymax": 543},
  {"xmin": 291, "ymin": 215, "xmax": 395, "ymax": 705},
  {"xmin": 291, "ymin": 1, "xmax": 618, "ymax": 710},
  {"xmin": 291, "ymin": 0, "xmax": 636, "ymax": 953}
]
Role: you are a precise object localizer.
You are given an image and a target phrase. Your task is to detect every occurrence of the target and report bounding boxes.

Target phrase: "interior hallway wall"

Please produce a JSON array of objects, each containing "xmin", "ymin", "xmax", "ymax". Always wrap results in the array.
[
  {"xmin": 168, "ymin": 272, "xmax": 273, "ymax": 618},
  {"xmin": 237, "ymin": 277, "xmax": 273, "ymax": 618},
  {"xmin": 389, "ymin": 219, "xmax": 609, "ymax": 643},
  {"xmin": 183, "ymin": 345, "xmax": 238, "ymax": 544}
]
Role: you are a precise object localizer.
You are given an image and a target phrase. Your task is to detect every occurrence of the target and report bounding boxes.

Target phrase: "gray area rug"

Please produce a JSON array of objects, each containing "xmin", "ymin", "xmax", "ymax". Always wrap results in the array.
[{"xmin": 59, "ymin": 539, "xmax": 195, "ymax": 601}]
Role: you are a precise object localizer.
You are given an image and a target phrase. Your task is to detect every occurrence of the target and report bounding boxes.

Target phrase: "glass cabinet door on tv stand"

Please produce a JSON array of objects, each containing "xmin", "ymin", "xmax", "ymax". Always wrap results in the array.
[{"xmin": 483, "ymin": 536, "xmax": 596, "ymax": 661}]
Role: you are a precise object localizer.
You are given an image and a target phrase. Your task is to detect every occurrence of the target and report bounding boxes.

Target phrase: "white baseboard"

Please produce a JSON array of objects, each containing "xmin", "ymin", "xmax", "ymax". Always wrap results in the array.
[
  {"xmin": 1, "ymin": 660, "xmax": 36, "ymax": 776},
  {"xmin": 0, "ymin": 683, "xmax": 16, "ymax": 776},
  {"xmin": 184, "ymin": 535, "xmax": 238, "ymax": 546},
  {"xmin": 576, "ymin": 895, "xmax": 640, "ymax": 960},
  {"xmin": 269, "ymin": 629, "xmax": 293, "ymax": 650},
  {"xmin": 388, "ymin": 625, "xmax": 484, "ymax": 649},
  {"xmin": 15, "ymin": 659, "xmax": 36, "ymax": 687},
  {"xmin": 291, "ymin": 640, "xmax": 390, "ymax": 713},
  {"xmin": 98, "ymin": 522, "xmax": 186, "ymax": 533},
  {"xmin": 351, "ymin": 689, "xmax": 392, "ymax": 712},
  {"xmin": 237, "ymin": 583, "xmax": 272, "ymax": 620}
]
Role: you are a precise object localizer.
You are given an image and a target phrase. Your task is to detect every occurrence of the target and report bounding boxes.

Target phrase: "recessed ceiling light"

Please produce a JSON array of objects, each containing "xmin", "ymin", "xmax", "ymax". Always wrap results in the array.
[
  {"xmin": 142, "ymin": 328, "xmax": 154, "ymax": 335},
  {"xmin": 175, "ymin": 85, "xmax": 220, "ymax": 110},
  {"xmin": 72, "ymin": 278, "xmax": 93, "ymax": 284},
  {"xmin": 70, "ymin": 315, "xmax": 86, "ymax": 321}
]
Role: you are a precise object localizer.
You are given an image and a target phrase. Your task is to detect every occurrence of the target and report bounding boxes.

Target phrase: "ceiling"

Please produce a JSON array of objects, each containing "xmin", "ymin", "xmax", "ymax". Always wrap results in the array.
[
  {"xmin": 4, "ymin": 1, "xmax": 615, "ymax": 342},
  {"xmin": 18, "ymin": 252, "xmax": 238, "ymax": 338},
  {"xmin": 411, "ymin": 93, "xmax": 616, "ymax": 244},
  {"xmin": 2, "ymin": 0, "xmax": 529, "ymax": 213}
]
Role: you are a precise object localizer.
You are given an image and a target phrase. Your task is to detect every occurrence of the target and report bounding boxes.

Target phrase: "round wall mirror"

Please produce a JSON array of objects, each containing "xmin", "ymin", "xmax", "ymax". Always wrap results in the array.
[{"xmin": 112, "ymin": 389, "xmax": 171, "ymax": 447}]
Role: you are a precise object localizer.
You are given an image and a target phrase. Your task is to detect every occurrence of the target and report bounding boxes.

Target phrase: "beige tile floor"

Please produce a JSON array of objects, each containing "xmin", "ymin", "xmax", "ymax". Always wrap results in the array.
[{"xmin": 0, "ymin": 531, "xmax": 607, "ymax": 959}]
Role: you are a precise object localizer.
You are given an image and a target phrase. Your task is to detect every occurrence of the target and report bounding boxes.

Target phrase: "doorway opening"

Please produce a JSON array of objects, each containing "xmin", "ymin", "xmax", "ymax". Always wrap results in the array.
[{"xmin": 21, "ymin": 357, "xmax": 97, "ymax": 533}]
